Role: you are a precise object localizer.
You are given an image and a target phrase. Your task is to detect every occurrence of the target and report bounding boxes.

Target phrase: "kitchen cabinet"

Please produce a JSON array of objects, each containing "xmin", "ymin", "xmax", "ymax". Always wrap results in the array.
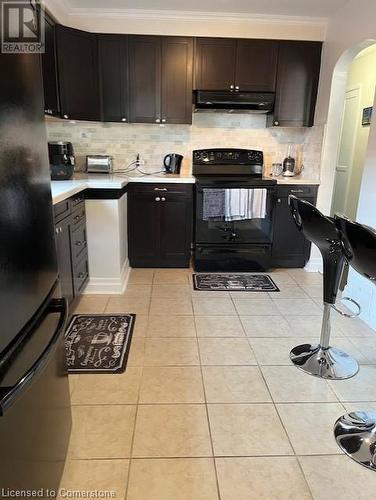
[
  {"xmin": 54, "ymin": 194, "xmax": 89, "ymax": 304},
  {"xmin": 98, "ymin": 34, "xmax": 129, "ymax": 122},
  {"xmin": 267, "ymin": 41, "xmax": 322, "ymax": 127},
  {"xmin": 128, "ymin": 184, "xmax": 193, "ymax": 267},
  {"xmin": 41, "ymin": 12, "xmax": 60, "ymax": 116},
  {"xmin": 272, "ymin": 184, "xmax": 318, "ymax": 267},
  {"xmin": 194, "ymin": 38, "xmax": 278, "ymax": 92},
  {"xmin": 56, "ymin": 25, "xmax": 100, "ymax": 121},
  {"xmin": 129, "ymin": 35, "xmax": 193, "ymax": 124}
]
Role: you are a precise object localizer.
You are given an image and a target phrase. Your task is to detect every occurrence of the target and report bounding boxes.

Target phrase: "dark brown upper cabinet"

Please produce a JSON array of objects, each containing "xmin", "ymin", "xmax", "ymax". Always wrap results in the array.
[
  {"xmin": 194, "ymin": 38, "xmax": 237, "ymax": 91},
  {"xmin": 194, "ymin": 38, "xmax": 278, "ymax": 92},
  {"xmin": 98, "ymin": 34, "xmax": 128, "ymax": 122},
  {"xmin": 56, "ymin": 25, "xmax": 100, "ymax": 121},
  {"xmin": 129, "ymin": 35, "xmax": 193, "ymax": 124},
  {"xmin": 235, "ymin": 39, "xmax": 278, "ymax": 92},
  {"xmin": 41, "ymin": 12, "xmax": 60, "ymax": 117},
  {"xmin": 267, "ymin": 41, "xmax": 322, "ymax": 128}
]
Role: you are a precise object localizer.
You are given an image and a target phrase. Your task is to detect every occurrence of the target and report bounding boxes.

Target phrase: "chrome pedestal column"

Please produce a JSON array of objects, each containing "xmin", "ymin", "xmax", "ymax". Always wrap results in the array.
[
  {"xmin": 290, "ymin": 303, "xmax": 359, "ymax": 380},
  {"xmin": 334, "ymin": 411, "xmax": 376, "ymax": 470}
]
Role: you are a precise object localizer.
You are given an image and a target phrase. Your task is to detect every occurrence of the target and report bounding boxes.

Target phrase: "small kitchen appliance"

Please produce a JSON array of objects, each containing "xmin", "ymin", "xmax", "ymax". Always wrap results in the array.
[
  {"xmin": 86, "ymin": 155, "xmax": 113, "ymax": 174},
  {"xmin": 164, "ymin": 153, "xmax": 183, "ymax": 174},
  {"xmin": 48, "ymin": 141, "xmax": 75, "ymax": 180},
  {"xmin": 282, "ymin": 144, "xmax": 296, "ymax": 177}
]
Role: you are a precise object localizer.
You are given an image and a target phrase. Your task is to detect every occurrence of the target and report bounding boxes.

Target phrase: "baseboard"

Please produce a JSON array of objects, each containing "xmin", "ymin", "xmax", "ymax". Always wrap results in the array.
[
  {"xmin": 83, "ymin": 259, "xmax": 130, "ymax": 294},
  {"xmin": 304, "ymin": 257, "xmax": 323, "ymax": 273}
]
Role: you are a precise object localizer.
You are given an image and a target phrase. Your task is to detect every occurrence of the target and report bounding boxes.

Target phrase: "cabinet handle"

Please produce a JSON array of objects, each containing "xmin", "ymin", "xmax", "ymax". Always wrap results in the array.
[
  {"xmin": 155, "ymin": 118, "xmax": 161, "ymax": 123},
  {"xmin": 161, "ymin": 197, "xmax": 166, "ymax": 202},
  {"xmin": 235, "ymin": 85, "xmax": 239, "ymax": 91},
  {"xmin": 154, "ymin": 187, "xmax": 167, "ymax": 191},
  {"xmin": 74, "ymin": 215, "xmax": 82, "ymax": 221},
  {"xmin": 230, "ymin": 85, "xmax": 234, "ymax": 90},
  {"xmin": 75, "ymin": 240, "xmax": 86, "ymax": 247},
  {"xmin": 277, "ymin": 198, "xmax": 281, "ymax": 203},
  {"xmin": 121, "ymin": 117, "xmax": 127, "ymax": 122},
  {"xmin": 290, "ymin": 189, "xmax": 305, "ymax": 193},
  {"xmin": 77, "ymin": 272, "xmax": 87, "ymax": 279},
  {"xmin": 161, "ymin": 118, "xmax": 166, "ymax": 123},
  {"xmin": 63, "ymin": 114, "xmax": 69, "ymax": 119},
  {"xmin": 55, "ymin": 227, "xmax": 61, "ymax": 235},
  {"xmin": 155, "ymin": 197, "xmax": 161, "ymax": 201},
  {"xmin": 274, "ymin": 120, "xmax": 279, "ymax": 126}
]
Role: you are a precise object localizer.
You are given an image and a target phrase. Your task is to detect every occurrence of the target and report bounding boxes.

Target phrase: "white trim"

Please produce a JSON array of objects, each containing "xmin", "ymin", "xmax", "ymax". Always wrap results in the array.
[{"xmin": 83, "ymin": 259, "xmax": 130, "ymax": 295}]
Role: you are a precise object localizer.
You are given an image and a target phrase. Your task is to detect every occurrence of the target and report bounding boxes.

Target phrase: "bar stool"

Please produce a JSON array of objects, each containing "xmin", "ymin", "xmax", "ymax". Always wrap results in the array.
[
  {"xmin": 334, "ymin": 216, "xmax": 376, "ymax": 470},
  {"xmin": 287, "ymin": 196, "xmax": 360, "ymax": 379}
]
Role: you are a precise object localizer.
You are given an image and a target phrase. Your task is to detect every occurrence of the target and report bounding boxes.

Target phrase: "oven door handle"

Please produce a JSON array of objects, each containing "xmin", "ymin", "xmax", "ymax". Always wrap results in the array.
[{"xmin": 0, "ymin": 298, "xmax": 68, "ymax": 416}]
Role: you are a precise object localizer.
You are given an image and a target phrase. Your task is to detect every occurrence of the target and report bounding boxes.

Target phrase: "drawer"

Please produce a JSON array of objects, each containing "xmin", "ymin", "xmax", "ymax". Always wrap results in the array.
[
  {"xmin": 73, "ymin": 252, "xmax": 89, "ymax": 295},
  {"xmin": 71, "ymin": 203, "xmax": 86, "ymax": 227},
  {"xmin": 276, "ymin": 184, "xmax": 318, "ymax": 198},
  {"xmin": 130, "ymin": 183, "xmax": 193, "ymax": 197},
  {"xmin": 71, "ymin": 192, "xmax": 85, "ymax": 208},
  {"xmin": 71, "ymin": 221, "xmax": 87, "ymax": 262},
  {"xmin": 54, "ymin": 199, "xmax": 71, "ymax": 223}
]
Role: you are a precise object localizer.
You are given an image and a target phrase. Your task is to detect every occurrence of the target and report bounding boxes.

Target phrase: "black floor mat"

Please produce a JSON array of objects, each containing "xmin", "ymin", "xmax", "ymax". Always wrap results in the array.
[{"xmin": 193, "ymin": 273, "xmax": 279, "ymax": 292}]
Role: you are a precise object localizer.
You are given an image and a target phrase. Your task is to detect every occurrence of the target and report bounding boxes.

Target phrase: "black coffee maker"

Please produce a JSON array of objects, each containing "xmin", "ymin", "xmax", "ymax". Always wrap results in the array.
[
  {"xmin": 164, "ymin": 153, "xmax": 183, "ymax": 174},
  {"xmin": 48, "ymin": 141, "xmax": 75, "ymax": 180}
]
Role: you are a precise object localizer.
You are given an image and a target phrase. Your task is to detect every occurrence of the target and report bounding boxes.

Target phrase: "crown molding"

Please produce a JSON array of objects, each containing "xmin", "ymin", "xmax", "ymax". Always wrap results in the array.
[{"xmin": 66, "ymin": 7, "xmax": 327, "ymax": 27}]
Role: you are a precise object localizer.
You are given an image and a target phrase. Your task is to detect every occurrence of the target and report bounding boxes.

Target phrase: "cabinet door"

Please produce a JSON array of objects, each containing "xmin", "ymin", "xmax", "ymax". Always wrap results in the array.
[
  {"xmin": 161, "ymin": 37, "xmax": 193, "ymax": 124},
  {"xmin": 128, "ymin": 189, "xmax": 160, "ymax": 266},
  {"xmin": 55, "ymin": 217, "xmax": 74, "ymax": 304},
  {"xmin": 56, "ymin": 25, "xmax": 100, "ymax": 121},
  {"xmin": 160, "ymin": 191, "xmax": 193, "ymax": 267},
  {"xmin": 98, "ymin": 35, "xmax": 128, "ymax": 122},
  {"xmin": 272, "ymin": 195, "xmax": 314, "ymax": 268},
  {"xmin": 128, "ymin": 35, "xmax": 161, "ymax": 123},
  {"xmin": 194, "ymin": 38, "xmax": 236, "ymax": 91},
  {"xmin": 42, "ymin": 13, "xmax": 60, "ymax": 116},
  {"xmin": 269, "ymin": 41, "xmax": 322, "ymax": 127},
  {"xmin": 235, "ymin": 39, "xmax": 278, "ymax": 92}
]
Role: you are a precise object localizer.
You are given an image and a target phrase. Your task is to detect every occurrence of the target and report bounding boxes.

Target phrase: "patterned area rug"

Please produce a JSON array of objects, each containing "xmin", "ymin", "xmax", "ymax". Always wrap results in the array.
[
  {"xmin": 65, "ymin": 314, "xmax": 135, "ymax": 373},
  {"xmin": 193, "ymin": 273, "xmax": 279, "ymax": 292}
]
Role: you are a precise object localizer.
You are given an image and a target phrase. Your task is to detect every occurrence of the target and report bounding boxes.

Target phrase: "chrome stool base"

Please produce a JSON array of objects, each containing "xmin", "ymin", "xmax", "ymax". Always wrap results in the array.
[
  {"xmin": 290, "ymin": 344, "xmax": 359, "ymax": 380},
  {"xmin": 334, "ymin": 411, "xmax": 376, "ymax": 471}
]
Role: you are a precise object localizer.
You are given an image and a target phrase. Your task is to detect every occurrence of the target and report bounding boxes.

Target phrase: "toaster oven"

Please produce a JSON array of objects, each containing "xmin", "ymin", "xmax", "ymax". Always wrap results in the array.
[{"xmin": 86, "ymin": 155, "xmax": 113, "ymax": 174}]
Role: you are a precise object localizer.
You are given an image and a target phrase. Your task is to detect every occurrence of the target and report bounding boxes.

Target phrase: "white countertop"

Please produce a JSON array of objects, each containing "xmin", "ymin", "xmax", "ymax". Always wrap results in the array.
[{"xmin": 50, "ymin": 172, "xmax": 319, "ymax": 205}]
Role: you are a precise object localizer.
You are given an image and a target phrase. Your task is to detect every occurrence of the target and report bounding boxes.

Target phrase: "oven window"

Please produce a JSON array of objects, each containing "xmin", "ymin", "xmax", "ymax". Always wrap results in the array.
[{"xmin": 203, "ymin": 188, "xmax": 268, "ymax": 221}]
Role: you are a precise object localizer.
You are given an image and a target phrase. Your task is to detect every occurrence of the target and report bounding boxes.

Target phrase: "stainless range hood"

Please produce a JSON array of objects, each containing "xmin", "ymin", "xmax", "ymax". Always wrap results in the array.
[{"xmin": 194, "ymin": 90, "xmax": 275, "ymax": 113}]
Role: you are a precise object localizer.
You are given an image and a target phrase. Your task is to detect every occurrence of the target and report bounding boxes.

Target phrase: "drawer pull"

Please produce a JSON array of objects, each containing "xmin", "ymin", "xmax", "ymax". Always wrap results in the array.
[
  {"xmin": 290, "ymin": 189, "xmax": 305, "ymax": 193},
  {"xmin": 77, "ymin": 272, "xmax": 87, "ymax": 279},
  {"xmin": 74, "ymin": 215, "xmax": 84, "ymax": 222},
  {"xmin": 155, "ymin": 197, "xmax": 161, "ymax": 202},
  {"xmin": 75, "ymin": 241, "xmax": 86, "ymax": 247},
  {"xmin": 161, "ymin": 197, "xmax": 166, "ymax": 202},
  {"xmin": 154, "ymin": 187, "xmax": 167, "ymax": 191}
]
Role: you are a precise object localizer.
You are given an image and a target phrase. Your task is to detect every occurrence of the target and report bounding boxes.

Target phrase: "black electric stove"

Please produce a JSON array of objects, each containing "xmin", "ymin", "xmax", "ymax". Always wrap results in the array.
[{"xmin": 192, "ymin": 148, "xmax": 276, "ymax": 271}]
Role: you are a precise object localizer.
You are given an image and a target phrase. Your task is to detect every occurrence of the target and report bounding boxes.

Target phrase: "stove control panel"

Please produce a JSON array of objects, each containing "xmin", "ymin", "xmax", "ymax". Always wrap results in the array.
[{"xmin": 193, "ymin": 148, "xmax": 263, "ymax": 166}]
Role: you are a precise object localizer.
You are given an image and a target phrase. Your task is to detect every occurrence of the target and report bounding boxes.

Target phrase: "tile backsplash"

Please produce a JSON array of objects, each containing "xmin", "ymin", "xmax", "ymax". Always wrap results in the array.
[{"xmin": 46, "ymin": 113, "xmax": 324, "ymax": 179}]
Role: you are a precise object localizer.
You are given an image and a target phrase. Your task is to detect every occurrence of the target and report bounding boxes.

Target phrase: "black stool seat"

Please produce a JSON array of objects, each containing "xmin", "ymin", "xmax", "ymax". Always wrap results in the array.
[
  {"xmin": 287, "ymin": 196, "xmax": 359, "ymax": 380},
  {"xmin": 334, "ymin": 216, "xmax": 376, "ymax": 471}
]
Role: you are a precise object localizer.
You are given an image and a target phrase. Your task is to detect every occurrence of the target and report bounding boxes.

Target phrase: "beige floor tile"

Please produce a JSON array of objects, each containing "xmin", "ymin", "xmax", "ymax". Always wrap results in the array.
[
  {"xmin": 153, "ymin": 269, "xmax": 191, "ymax": 284},
  {"xmin": 105, "ymin": 295, "xmax": 150, "ymax": 315},
  {"xmin": 195, "ymin": 316, "xmax": 245, "ymax": 337},
  {"xmin": 240, "ymin": 315, "xmax": 291, "ymax": 337},
  {"xmin": 132, "ymin": 404, "xmax": 212, "ymax": 457},
  {"xmin": 58, "ymin": 459, "xmax": 129, "ymax": 500},
  {"xmin": 269, "ymin": 272, "xmax": 297, "ymax": 285},
  {"xmin": 343, "ymin": 401, "xmax": 376, "ymax": 412},
  {"xmin": 149, "ymin": 296, "xmax": 193, "ymax": 315},
  {"xmin": 198, "ymin": 338, "xmax": 257, "ymax": 366},
  {"xmin": 285, "ymin": 315, "xmax": 345, "ymax": 337},
  {"xmin": 128, "ymin": 269, "xmax": 155, "ymax": 284},
  {"xmin": 69, "ymin": 405, "xmax": 136, "ymax": 459},
  {"xmin": 202, "ymin": 366, "xmax": 271, "ymax": 403},
  {"xmin": 347, "ymin": 336, "xmax": 376, "ymax": 363},
  {"xmin": 127, "ymin": 338, "xmax": 145, "ymax": 367},
  {"xmin": 248, "ymin": 336, "xmax": 311, "ymax": 365},
  {"xmin": 233, "ymin": 298, "xmax": 279, "ymax": 316},
  {"xmin": 192, "ymin": 290, "xmax": 231, "ymax": 297},
  {"xmin": 139, "ymin": 367, "xmax": 205, "ymax": 403},
  {"xmin": 73, "ymin": 295, "xmax": 110, "ymax": 314},
  {"xmin": 132, "ymin": 315, "xmax": 148, "ymax": 338},
  {"xmin": 333, "ymin": 315, "xmax": 376, "ymax": 337},
  {"xmin": 216, "ymin": 457, "xmax": 311, "ymax": 500},
  {"xmin": 262, "ymin": 366, "xmax": 338, "ymax": 403},
  {"xmin": 70, "ymin": 367, "xmax": 142, "ymax": 405},
  {"xmin": 192, "ymin": 297, "xmax": 237, "ymax": 316},
  {"xmin": 301, "ymin": 284, "xmax": 323, "ymax": 299},
  {"xmin": 147, "ymin": 315, "xmax": 196, "ymax": 337},
  {"xmin": 277, "ymin": 402, "xmax": 344, "ymax": 455},
  {"xmin": 272, "ymin": 298, "xmax": 322, "ymax": 316},
  {"xmin": 288, "ymin": 270, "xmax": 323, "ymax": 284},
  {"xmin": 68, "ymin": 374, "xmax": 78, "ymax": 397},
  {"xmin": 122, "ymin": 284, "xmax": 152, "ymax": 296},
  {"xmin": 271, "ymin": 284, "xmax": 309, "ymax": 299},
  {"xmin": 328, "ymin": 365, "xmax": 376, "ymax": 401},
  {"xmin": 208, "ymin": 404, "xmax": 293, "ymax": 456},
  {"xmin": 152, "ymin": 284, "xmax": 192, "ymax": 297},
  {"xmin": 299, "ymin": 455, "xmax": 376, "ymax": 500},
  {"xmin": 127, "ymin": 458, "xmax": 219, "ymax": 500},
  {"xmin": 229, "ymin": 291, "xmax": 270, "ymax": 299},
  {"xmin": 144, "ymin": 338, "xmax": 200, "ymax": 365}
]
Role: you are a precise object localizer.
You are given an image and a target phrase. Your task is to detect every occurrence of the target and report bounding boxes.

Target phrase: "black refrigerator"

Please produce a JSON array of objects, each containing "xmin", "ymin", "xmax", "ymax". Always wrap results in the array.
[{"xmin": 0, "ymin": 52, "xmax": 71, "ymax": 493}]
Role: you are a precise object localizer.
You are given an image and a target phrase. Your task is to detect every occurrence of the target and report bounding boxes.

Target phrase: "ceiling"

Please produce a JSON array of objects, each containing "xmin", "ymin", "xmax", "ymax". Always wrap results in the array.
[{"xmin": 67, "ymin": 0, "xmax": 349, "ymax": 18}]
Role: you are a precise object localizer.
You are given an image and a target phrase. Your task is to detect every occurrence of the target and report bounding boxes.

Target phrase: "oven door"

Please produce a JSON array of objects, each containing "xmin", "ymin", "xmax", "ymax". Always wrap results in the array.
[{"xmin": 195, "ymin": 182, "xmax": 276, "ymax": 244}]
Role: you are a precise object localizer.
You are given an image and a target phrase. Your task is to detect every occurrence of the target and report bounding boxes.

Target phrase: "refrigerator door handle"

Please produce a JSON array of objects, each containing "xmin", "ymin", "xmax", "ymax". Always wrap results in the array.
[{"xmin": 0, "ymin": 298, "xmax": 68, "ymax": 416}]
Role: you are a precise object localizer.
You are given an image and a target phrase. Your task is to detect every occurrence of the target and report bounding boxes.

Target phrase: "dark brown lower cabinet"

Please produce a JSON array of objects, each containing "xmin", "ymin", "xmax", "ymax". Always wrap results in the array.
[
  {"xmin": 54, "ymin": 194, "xmax": 89, "ymax": 304},
  {"xmin": 128, "ymin": 184, "xmax": 193, "ymax": 267},
  {"xmin": 272, "ymin": 184, "xmax": 318, "ymax": 268}
]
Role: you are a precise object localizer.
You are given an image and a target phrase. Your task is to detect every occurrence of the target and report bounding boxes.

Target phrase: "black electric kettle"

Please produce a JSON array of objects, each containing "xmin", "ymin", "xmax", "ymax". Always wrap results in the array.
[{"xmin": 164, "ymin": 153, "xmax": 183, "ymax": 174}]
